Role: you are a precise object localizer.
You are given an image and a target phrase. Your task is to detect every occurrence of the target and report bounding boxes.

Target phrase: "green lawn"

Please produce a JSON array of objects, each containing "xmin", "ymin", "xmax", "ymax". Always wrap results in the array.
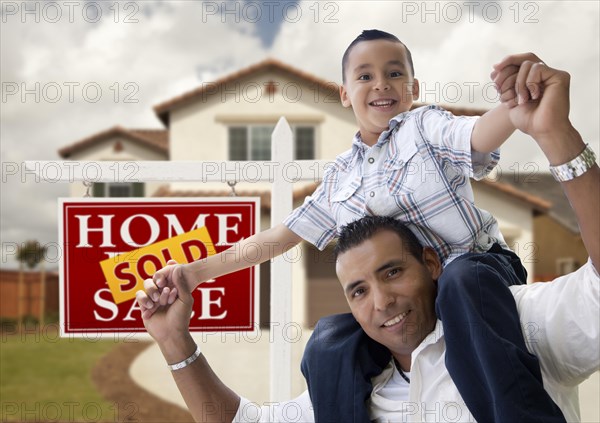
[{"xmin": 1, "ymin": 325, "xmax": 118, "ymax": 422}]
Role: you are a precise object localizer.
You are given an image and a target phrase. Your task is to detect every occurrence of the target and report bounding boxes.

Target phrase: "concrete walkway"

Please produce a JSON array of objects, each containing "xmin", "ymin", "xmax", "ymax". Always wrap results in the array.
[{"xmin": 130, "ymin": 331, "xmax": 600, "ymax": 421}]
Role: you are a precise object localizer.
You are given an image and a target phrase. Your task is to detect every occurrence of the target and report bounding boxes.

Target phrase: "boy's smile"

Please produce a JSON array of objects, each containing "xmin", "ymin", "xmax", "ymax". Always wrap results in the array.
[{"xmin": 340, "ymin": 39, "xmax": 419, "ymax": 146}]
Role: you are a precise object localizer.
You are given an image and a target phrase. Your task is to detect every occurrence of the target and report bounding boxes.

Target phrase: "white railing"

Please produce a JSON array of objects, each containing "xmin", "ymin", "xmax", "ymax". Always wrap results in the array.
[{"xmin": 26, "ymin": 117, "xmax": 330, "ymax": 402}]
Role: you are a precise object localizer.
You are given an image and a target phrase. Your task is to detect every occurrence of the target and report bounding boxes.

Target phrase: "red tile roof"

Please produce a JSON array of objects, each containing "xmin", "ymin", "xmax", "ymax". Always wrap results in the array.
[
  {"xmin": 153, "ymin": 58, "xmax": 341, "ymax": 126},
  {"xmin": 494, "ymin": 173, "xmax": 579, "ymax": 233},
  {"xmin": 58, "ymin": 126, "xmax": 169, "ymax": 158},
  {"xmin": 474, "ymin": 178, "xmax": 551, "ymax": 213},
  {"xmin": 152, "ymin": 183, "xmax": 320, "ymax": 211}
]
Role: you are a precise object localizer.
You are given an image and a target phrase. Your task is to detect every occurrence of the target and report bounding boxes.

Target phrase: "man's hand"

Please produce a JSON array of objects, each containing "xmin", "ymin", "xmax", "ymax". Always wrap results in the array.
[
  {"xmin": 491, "ymin": 53, "xmax": 572, "ymax": 144},
  {"xmin": 141, "ymin": 261, "xmax": 195, "ymax": 319},
  {"xmin": 494, "ymin": 53, "xmax": 598, "ymax": 270},
  {"xmin": 136, "ymin": 260, "xmax": 193, "ymax": 345}
]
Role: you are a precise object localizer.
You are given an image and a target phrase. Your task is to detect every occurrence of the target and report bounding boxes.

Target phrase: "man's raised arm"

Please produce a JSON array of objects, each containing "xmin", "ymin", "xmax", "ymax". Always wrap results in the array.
[
  {"xmin": 135, "ymin": 262, "xmax": 240, "ymax": 423},
  {"xmin": 493, "ymin": 53, "xmax": 599, "ymax": 271}
]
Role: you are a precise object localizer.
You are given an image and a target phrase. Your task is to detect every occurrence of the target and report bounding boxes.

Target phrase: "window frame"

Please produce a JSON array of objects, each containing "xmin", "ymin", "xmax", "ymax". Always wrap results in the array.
[
  {"xmin": 92, "ymin": 182, "xmax": 145, "ymax": 197},
  {"xmin": 228, "ymin": 124, "xmax": 316, "ymax": 161}
]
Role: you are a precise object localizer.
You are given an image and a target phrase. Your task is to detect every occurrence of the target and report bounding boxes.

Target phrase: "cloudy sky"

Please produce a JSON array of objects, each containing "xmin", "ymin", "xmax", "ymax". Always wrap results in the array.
[{"xmin": 1, "ymin": 0, "xmax": 599, "ymax": 270}]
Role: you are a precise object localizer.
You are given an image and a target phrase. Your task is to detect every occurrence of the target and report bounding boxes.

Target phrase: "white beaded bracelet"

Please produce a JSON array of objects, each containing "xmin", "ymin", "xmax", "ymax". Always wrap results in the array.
[
  {"xmin": 167, "ymin": 344, "xmax": 202, "ymax": 371},
  {"xmin": 549, "ymin": 144, "xmax": 597, "ymax": 182}
]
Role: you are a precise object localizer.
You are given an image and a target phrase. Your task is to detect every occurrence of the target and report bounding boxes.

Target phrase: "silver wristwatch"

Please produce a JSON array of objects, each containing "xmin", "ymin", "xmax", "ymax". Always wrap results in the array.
[{"xmin": 549, "ymin": 144, "xmax": 597, "ymax": 182}]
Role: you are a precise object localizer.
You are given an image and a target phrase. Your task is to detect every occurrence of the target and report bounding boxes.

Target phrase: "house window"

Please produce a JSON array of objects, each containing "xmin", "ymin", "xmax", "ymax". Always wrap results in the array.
[
  {"xmin": 228, "ymin": 125, "xmax": 315, "ymax": 160},
  {"xmin": 108, "ymin": 183, "xmax": 133, "ymax": 197},
  {"xmin": 250, "ymin": 126, "xmax": 272, "ymax": 161},
  {"xmin": 295, "ymin": 127, "xmax": 315, "ymax": 160},
  {"xmin": 93, "ymin": 182, "xmax": 145, "ymax": 197}
]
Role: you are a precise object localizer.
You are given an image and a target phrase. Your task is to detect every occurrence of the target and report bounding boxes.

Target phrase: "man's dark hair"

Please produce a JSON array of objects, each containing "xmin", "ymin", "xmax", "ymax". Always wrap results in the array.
[
  {"xmin": 341, "ymin": 29, "xmax": 415, "ymax": 83},
  {"xmin": 334, "ymin": 216, "xmax": 424, "ymax": 262}
]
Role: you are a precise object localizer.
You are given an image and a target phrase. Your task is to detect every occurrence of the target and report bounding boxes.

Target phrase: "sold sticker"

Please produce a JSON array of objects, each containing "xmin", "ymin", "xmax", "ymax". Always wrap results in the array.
[{"xmin": 100, "ymin": 227, "xmax": 217, "ymax": 304}]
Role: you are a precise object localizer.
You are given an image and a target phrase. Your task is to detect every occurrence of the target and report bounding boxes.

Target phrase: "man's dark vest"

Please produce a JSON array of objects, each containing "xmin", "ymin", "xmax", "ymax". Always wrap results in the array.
[{"xmin": 300, "ymin": 313, "xmax": 391, "ymax": 423}]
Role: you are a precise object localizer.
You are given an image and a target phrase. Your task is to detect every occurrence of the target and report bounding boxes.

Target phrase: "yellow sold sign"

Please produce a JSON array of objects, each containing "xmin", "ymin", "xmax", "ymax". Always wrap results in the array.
[{"xmin": 100, "ymin": 227, "xmax": 216, "ymax": 304}]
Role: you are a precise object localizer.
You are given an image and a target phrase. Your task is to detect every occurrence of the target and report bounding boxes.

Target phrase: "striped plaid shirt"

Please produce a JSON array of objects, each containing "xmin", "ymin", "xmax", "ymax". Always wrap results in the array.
[{"xmin": 284, "ymin": 105, "xmax": 506, "ymax": 265}]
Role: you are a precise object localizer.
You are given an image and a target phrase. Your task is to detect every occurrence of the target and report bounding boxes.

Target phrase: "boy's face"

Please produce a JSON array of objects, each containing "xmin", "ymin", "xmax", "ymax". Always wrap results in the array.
[{"xmin": 340, "ymin": 39, "xmax": 419, "ymax": 146}]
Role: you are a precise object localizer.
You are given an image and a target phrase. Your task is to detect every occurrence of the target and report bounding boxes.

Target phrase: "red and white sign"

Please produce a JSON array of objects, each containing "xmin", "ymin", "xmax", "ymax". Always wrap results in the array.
[{"xmin": 59, "ymin": 198, "xmax": 259, "ymax": 336}]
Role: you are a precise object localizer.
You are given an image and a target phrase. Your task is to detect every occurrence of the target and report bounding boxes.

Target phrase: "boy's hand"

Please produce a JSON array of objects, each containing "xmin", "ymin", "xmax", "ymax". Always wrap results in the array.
[
  {"xmin": 136, "ymin": 260, "xmax": 194, "ymax": 344},
  {"xmin": 491, "ymin": 52, "xmax": 572, "ymax": 140},
  {"xmin": 491, "ymin": 52, "xmax": 547, "ymax": 107},
  {"xmin": 139, "ymin": 260, "xmax": 193, "ymax": 319}
]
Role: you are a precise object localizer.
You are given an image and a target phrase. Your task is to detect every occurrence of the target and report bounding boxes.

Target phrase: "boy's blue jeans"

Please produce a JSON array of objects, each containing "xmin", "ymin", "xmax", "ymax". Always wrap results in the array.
[
  {"xmin": 436, "ymin": 244, "xmax": 566, "ymax": 422},
  {"xmin": 301, "ymin": 244, "xmax": 567, "ymax": 423}
]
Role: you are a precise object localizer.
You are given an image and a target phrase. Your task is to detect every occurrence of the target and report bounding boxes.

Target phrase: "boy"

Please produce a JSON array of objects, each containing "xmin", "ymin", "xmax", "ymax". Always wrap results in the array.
[{"xmin": 141, "ymin": 31, "xmax": 566, "ymax": 421}]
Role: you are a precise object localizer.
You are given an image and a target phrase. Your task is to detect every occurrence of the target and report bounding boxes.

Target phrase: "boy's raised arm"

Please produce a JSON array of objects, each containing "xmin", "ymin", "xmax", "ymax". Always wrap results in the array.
[
  {"xmin": 470, "ymin": 102, "xmax": 517, "ymax": 154},
  {"xmin": 183, "ymin": 222, "xmax": 303, "ymax": 287},
  {"xmin": 143, "ymin": 223, "xmax": 303, "ymax": 316},
  {"xmin": 469, "ymin": 60, "xmax": 544, "ymax": 154}
]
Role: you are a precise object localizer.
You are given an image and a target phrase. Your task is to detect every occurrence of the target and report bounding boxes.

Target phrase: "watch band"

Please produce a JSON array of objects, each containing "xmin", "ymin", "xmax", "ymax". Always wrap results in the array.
[
  {"xmin": 168, "ymin": 344, "xmax": 202, "ymax": 371},
  {"xmin": 549, "ymin": 144, "xmax": 597, "ymax": 182}
]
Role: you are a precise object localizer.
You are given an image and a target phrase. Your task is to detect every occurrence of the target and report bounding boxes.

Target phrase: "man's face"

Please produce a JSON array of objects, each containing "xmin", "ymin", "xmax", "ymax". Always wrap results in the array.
[
  {"xmin": 336, "ymin": 230, "xmax": 440, "ymax": 367},
  {"xmin": 340, "ymin": 39, "xmax": 419, "ymax": 146}
]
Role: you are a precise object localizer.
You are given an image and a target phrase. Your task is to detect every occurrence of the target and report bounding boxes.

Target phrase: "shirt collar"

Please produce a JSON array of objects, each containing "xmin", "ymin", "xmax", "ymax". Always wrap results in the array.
[
  {"xmin": 351, "ymin": 111, "xmax": 410, "ymax": 154},
  {"xmin": 414, "ymin": 320, "xmax": 445, "ymax": 354}
]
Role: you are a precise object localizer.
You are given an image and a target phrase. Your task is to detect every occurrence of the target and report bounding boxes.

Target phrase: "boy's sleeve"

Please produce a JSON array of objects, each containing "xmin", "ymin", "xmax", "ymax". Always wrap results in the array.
[
  {"xmin": 283, "ymin": 167, "xmax": 338, "ymax": 251},
  {"xmin": 283, "ymin": 166, "xmax": 337, "ymax": 251},
  {"xmin": 419, "ymin": 106, "xmax": 500, "ymax": 180}
]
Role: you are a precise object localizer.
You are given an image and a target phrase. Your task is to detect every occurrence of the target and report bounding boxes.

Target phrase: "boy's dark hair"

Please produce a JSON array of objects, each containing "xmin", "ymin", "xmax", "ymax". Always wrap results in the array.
[
  {"xmin": 342, "ymin": 29, "xmax": 415, "ymax": 83},
  {"xmin": 334, "ymin": 216, "xmax": 424, "ymax": 262}
]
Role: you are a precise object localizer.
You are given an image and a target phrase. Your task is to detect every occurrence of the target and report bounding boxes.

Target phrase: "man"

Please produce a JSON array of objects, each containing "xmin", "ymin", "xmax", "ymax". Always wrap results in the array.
[
  {"xmin": 302, "ymin": 214, "xmax": 597, "ymax": 422},
  {"xmin": 136, "ymin": 53, "xmax": 599, "ymax": 422}
]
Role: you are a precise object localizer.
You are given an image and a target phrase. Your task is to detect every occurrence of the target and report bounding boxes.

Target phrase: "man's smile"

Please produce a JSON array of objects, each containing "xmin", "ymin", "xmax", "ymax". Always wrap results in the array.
[{"xmin": 382, "ymin": 310, "xmax": 410, "ymax": 327}]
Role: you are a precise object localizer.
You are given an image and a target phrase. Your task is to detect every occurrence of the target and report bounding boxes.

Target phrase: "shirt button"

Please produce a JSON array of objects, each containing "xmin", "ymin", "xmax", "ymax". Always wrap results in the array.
[
  {"xmin": 368, "ymin": 157, "xmax": 375, "ymax": 164},
  {"xmin": 370, "ymin": 191, "xmax": 375, "ymax": 197}
]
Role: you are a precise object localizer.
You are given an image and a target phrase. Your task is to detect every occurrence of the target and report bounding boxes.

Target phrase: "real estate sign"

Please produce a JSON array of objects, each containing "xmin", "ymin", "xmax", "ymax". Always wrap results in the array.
[{"xmin": 59, "ymin": 198, "xmax": 259, "ymax": 336}]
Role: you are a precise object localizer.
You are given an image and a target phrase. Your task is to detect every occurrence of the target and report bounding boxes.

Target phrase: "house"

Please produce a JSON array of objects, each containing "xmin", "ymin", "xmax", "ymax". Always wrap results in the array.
[{"xmin": 58, "ymin": 58, "xmax": 561, "ymax": 328}]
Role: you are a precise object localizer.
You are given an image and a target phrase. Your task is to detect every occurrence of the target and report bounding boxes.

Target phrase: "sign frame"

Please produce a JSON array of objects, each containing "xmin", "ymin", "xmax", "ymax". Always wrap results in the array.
[{"xmin": 58, "ymin": 197, "xmax": 261, "ymax": 338}]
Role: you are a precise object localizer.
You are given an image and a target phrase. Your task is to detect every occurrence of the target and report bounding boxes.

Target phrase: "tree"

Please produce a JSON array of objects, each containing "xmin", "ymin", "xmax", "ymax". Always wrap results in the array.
[
  {"xmin": 16, "ymin": 240, "xmax": 48, "ymax": 327},
  {"xmin": 16, "ymin": 240, "xmax": 47, "ymax": 269}
]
